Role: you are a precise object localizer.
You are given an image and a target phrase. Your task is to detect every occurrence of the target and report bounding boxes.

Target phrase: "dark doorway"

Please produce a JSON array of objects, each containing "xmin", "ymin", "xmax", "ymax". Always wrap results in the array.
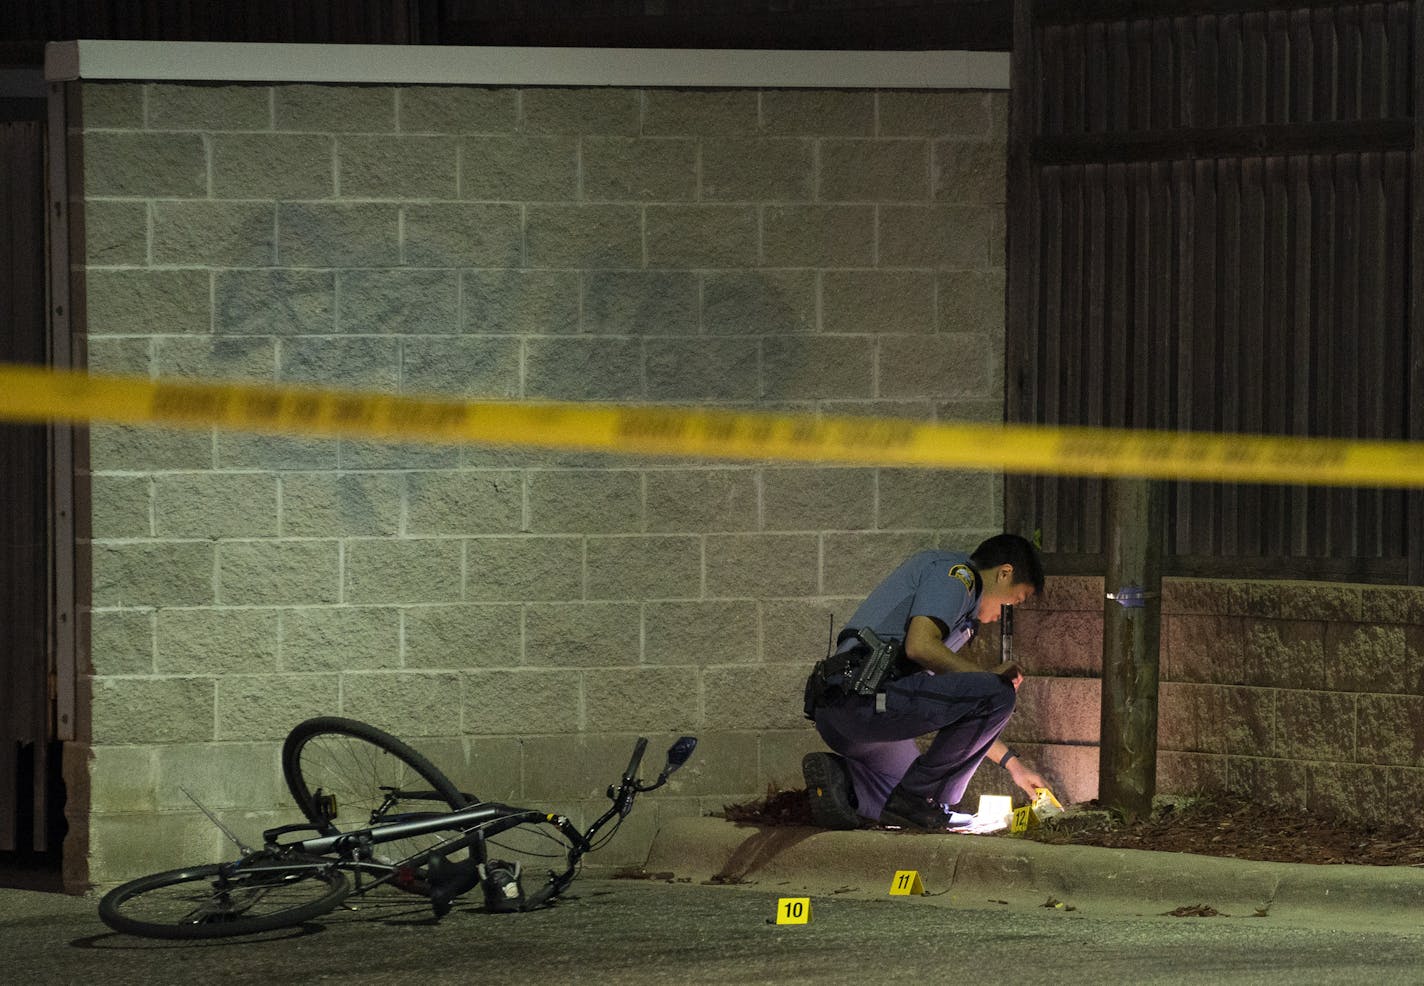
[{"xmin": 0, "ymin": 107, "xmax": 68, "ymax": 888}]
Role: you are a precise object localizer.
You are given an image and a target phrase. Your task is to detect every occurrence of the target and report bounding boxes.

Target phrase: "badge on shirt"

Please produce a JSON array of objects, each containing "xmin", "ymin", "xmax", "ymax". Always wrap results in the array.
[{"xmin": 949, "ymin": 564, "xmax": 976, "ymax": 593}]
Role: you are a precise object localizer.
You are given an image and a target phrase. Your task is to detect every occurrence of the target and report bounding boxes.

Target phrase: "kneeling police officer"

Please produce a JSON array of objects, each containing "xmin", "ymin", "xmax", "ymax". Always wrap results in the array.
[{"xmin": 802, "ymin": 534, "xmax": 1049, "ymax": 830}]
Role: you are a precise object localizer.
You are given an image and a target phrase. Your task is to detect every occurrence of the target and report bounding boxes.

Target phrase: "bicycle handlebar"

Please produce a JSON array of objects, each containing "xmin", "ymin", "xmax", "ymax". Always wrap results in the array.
[
  {"xmin": 416, "ymin": 735, "xmax": 697, "ymax": 917},
  {"xmin": 522, "ymin": 875, "xmax": 565, "ymax": 911},
  {"xmin": 623, "ymin": 737, "xmax": 649, "ymax": 785}
]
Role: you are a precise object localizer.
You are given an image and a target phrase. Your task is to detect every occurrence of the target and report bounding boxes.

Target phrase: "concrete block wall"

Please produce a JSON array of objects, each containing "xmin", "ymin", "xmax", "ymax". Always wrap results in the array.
[
  {"xmin": 77, "ymin": 80, "xmax": 1009, "ymax": 881},
  {"xmin": 1001, "ymin": 576, "xmax": 1424, "ymax": 825}
]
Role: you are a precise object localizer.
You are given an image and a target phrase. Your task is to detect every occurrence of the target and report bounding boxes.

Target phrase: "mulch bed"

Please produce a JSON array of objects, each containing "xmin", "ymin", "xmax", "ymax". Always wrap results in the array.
[
  {"xmin": 724, "ymin": 788, "xmax": 816, "ymax": 827},
  {"xmin": 723, "ymin": 789, "xmax": 1424, "ymax": 867}
]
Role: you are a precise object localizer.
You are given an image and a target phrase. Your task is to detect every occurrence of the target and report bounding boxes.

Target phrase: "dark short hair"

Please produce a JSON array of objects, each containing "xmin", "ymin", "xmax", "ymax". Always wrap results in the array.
[{"xmin": 971, "ymin": 534, "xmax": 1045, "ymax": 593}]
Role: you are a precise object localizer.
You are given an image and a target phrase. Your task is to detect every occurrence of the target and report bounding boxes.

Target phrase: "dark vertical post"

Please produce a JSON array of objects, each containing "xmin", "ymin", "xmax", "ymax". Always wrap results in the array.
[
  {"xmin": 1409, "ymin": 0, "xmax": 1424, "ymax": 585},
  {"xmin": 1099, "ymin": 478, "xmax": 1164, "ymax": 821},
  {"xmin": 48, "ymin": 81, "xmax": 78, "ymax": 745},
  {"xmin": 1005, "ymin": 0, "xmax": 1042, "ymax": 539}
]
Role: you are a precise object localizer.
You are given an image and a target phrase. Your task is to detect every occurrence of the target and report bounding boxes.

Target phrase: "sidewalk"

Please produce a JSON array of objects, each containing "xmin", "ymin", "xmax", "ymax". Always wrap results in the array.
[{"xmin": 642, "ymin": 816, "xmax": 1424, "ymax": 922}]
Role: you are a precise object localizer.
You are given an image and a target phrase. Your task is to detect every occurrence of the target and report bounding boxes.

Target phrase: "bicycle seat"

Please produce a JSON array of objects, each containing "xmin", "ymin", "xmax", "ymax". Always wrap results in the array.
[{"xmin": 425, "ymin": 855, "xmax": 481, "ymax": 919}]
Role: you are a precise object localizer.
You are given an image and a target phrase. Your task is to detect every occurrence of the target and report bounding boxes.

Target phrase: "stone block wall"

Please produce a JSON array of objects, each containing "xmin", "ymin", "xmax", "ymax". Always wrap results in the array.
[
  {"xmin": 994, "ymin": 576, "xmax": 1424, "ymax": 825},
  {"xmin": 76, "ymin": 80, "xmax": 1009, "ymax": 881}
]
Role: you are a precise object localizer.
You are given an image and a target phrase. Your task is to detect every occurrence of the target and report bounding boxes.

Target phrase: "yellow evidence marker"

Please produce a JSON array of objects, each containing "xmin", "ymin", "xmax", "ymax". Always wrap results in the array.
[
  {"xmin": 776, "ymin": 897, "xmax": 812, "ymax": 924},
  {"xmin": 888, "ymin": 870, "xmax": 926, "ymax": 895},
  {"xmin": 1011, "ymin": 787, "xmax": 1065, "ymax": 833}
]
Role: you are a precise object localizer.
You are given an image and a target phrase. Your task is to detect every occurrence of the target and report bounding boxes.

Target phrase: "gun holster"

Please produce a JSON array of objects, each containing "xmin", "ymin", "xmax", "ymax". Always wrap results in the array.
[
  {"xmin": 845, "ymin": 627, "xmax": 906, "ymax": 696},
  {"xmin": 803, "ymin": 627, "xmax": 910, "ymax": 719}
]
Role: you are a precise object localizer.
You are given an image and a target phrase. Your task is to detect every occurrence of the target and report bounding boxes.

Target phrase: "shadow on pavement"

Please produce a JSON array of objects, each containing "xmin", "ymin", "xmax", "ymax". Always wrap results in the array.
[{"xmin": 712, "ymin": 826, "xmax": 819, "ymax": 883}]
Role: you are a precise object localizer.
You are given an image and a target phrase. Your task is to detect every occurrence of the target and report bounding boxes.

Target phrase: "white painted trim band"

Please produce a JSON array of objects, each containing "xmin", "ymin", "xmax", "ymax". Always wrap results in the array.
[{"xmin": 45, "ymin": 40, "xmax": 1009, "ymax": 90}]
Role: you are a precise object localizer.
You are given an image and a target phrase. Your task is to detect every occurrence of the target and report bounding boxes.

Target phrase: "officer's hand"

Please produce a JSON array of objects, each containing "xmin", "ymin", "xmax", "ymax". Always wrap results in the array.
[
  {"xmin": 1008, "ymin": 761, "xmax": 1050, "ymax": 798},
  {"xmin": 992, "ymin": 662, "xmax": 1024, "ymax": 689}
]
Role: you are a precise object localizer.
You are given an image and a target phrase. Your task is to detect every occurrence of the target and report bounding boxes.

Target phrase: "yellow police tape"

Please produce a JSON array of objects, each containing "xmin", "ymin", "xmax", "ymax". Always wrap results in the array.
[{"xmin": 1, "ymin": 362, "xmax": 1421, "ymax": 487}]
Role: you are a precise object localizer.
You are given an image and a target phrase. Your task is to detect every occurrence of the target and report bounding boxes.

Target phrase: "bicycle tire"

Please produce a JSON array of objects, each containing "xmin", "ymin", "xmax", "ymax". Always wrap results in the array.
[
  {"xmin": 98, "ymin": 853, "xmax": 348, "ymax": 940},
  {"xmin": 282, "ymin": 717, "xmax": 470, "ymax": 890}
]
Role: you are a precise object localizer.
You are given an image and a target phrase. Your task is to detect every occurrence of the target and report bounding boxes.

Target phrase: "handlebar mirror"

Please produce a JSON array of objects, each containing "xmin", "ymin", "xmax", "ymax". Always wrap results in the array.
[{"xmin": 664, "ymin": 736, "xmax": 697, "ymax": 773}]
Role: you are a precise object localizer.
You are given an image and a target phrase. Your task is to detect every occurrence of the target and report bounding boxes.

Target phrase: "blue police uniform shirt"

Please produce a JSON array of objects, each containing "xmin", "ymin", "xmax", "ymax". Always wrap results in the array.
[{"xmin": 842, "ymin": 550, "xmax": 982, "ymax": 654}]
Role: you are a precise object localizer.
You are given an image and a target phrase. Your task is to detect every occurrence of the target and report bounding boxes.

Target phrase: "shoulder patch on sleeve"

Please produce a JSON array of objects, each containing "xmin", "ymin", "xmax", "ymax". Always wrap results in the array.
[{"xmin": 948, "ymin": 564, "xmax": 975, "ymax": 592}]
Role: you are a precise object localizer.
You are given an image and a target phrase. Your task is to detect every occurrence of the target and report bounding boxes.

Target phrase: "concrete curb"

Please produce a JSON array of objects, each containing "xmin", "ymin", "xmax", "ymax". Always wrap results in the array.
[{"xmin": 644, "ymin": 817, "xmax": 1424, "ymax": 917}]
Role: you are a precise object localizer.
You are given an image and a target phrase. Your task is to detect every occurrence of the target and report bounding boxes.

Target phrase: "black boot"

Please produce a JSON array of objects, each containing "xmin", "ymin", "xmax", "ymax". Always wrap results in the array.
[
  {"xmin": 879, "ymin": 785, "xmax": 973, "ymax": 831},
  {"xmin": 802, "ymin": 752, "xmax": 859, "ymax": 830}
]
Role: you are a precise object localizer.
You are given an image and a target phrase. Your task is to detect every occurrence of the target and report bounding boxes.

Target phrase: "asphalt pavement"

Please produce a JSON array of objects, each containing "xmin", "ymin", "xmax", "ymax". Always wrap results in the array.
[{"xmin": 6, "ymin": 817, "xmax": 1424, "ymax": 985}]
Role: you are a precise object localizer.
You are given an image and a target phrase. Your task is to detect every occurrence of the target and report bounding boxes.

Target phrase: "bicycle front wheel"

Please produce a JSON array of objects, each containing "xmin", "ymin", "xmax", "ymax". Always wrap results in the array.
[
  {"xmin": 282, "ymin": 717, "xmax": 470, "ymax": 887},
  {"xmin": 98, "ymin": 853, "xmax": 348, "ymax": 940}
]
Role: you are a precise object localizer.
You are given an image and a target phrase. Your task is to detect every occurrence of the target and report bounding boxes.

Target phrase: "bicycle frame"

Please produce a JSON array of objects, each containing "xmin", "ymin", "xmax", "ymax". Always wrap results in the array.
[
  {"xmin": 281, "ymin": 802, "xmax": 561, "ymax": 859},
  {"xmin": 252, "ymin": 732, "xmax": 697, "ymax": 912}
]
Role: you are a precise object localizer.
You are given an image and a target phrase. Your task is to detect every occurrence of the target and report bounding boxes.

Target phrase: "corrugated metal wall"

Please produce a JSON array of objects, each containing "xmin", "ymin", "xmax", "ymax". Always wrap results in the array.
[
  {"xmin": 0, "ymin": 1, "xmax": 1011, "ymax": 50},
  {"xmin": 1007, "ymin": 0, "xmax": 1423, "ymax": 583},
  {"xmin": 436, "ymin": 0, "xmax": 1010, "ymax": 49},
  {"xmin": 3, "ymin": 0, "xmax": 423, "ymax": 44}
]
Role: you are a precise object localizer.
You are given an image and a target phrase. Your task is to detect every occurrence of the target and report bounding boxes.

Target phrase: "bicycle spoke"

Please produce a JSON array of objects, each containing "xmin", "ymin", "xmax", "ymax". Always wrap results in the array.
[
  {"xmin": 99, "ymin": 855, "xmax": 348, "ymax": 938},
  {"xmin": 282, "ymin": 718, "xmax": 469, "ymax": 898}
]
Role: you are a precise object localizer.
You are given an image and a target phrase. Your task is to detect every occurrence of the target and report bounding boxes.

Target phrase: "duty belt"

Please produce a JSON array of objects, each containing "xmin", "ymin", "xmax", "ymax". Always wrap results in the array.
[{"xmin": 803, "ymin": 627, "xmax": 910, "ymax": 719}]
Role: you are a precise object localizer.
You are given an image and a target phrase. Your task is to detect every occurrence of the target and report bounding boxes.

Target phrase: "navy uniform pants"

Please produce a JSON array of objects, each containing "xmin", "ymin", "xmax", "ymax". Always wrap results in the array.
[{"xmin": 811, "ymin": 670, "xmax": 1016, "ymax": 821}]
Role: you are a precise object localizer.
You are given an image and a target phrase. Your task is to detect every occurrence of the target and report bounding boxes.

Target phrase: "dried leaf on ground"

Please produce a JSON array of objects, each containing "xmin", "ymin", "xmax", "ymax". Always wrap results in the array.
[
  {"xmin": 1164, "ymin": 904, "xmax": 1224, "ymax": 917},
  {"xmin": 611, "ymin": 868, "xmax": 678, "ymax": 882}
]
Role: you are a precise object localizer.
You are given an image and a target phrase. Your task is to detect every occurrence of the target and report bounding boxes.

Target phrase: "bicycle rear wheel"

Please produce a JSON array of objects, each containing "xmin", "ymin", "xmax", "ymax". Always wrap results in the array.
[
  {"xmin": 282, "ymin": 717, "xmax": 470, "ymax": 890},
  {"xmin": 98, "ymin": 853, "xmax": 348, "ymax": 940}
]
